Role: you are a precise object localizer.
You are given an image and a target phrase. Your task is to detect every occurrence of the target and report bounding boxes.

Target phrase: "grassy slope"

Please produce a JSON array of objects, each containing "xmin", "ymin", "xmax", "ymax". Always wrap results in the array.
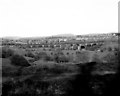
[{"xmin": 2, "ymin": 40, "xmax": 119, "ymax": 95}]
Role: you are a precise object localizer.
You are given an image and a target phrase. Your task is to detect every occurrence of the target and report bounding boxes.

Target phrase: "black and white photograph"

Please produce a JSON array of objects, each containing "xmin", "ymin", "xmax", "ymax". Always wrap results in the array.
[{"xmin": 0, "ymin": 0, "xmax": 119, "ymax": 96}]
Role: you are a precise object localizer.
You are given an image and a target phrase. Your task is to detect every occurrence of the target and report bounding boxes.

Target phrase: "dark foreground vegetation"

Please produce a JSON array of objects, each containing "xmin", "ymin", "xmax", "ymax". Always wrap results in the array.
[
  {"xmin": 1, "ymin": 40, "xmax": 120, "ymax": 96},
  {"xmin": 2, "ymin": 59, "xmax": 120, "ymax": 96}
]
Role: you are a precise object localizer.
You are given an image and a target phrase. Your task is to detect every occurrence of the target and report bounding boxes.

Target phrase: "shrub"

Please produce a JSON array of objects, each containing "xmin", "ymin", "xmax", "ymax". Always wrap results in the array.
[
  {"xmin": 53, "ymin": 50, "xmax": 69, "ymax": 63},
  {"xmin": 2, "ymin": 47, "xmax": 14, "ymax": 58},
  {"xmin": 10, "ymin": 54, "xmax": 30, "ymax": 67},
  {"xmin": 25, "ymin": 51, "xmax": 35, "ymax": 58}
]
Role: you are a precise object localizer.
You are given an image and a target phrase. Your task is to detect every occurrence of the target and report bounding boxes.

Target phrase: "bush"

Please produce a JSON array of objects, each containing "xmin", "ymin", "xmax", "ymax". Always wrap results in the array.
[
  {"xmin": 2, "ymin": 47, "xmax": 14, "ymax": 58},
  {"xmin": 25, "ymin": 51, "xmax": 35, "ymax": 58},
  {"xmin": 53, "ymin": 50, "xmax": 69, "ymax": 63},
  {"xmin": 10, "ymin": 54, "xmax": 30, "ymax": 67},
  {"xmin": 54, "ymin": 55, "xmax": 69, "ymax": 63}
]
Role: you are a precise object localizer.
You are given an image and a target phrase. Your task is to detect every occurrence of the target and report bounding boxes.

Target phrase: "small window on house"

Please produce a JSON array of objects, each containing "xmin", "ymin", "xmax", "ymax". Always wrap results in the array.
[{"xmin": 81, "ymin": 46, "xmax": 85, "ymax": 49}]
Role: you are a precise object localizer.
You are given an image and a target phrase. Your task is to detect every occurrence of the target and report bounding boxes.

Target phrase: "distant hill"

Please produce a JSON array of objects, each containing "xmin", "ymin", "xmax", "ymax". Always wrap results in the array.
[
  {"xmin": 1, "ymin": 32, "xmax": 118, "ymax": 40},
  {"xmin": 2, "ymin": 36, "xmax": 21, "ymax": 40},
  {"xmin": 52, "ymin": 33, "xmax": 75, "ymax": 37}
]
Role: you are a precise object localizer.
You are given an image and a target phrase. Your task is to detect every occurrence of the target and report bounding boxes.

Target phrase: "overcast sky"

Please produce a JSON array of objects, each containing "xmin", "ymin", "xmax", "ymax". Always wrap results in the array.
[{"xmin": 0, "ymin": 0, "xmax": 119, "ymax": 37}]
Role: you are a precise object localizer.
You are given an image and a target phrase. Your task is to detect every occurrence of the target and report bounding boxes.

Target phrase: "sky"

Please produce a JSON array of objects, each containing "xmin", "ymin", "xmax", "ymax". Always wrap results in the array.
[{"xmin": 0, "ymin": 0, "xmax": 119, "ymax": 37}]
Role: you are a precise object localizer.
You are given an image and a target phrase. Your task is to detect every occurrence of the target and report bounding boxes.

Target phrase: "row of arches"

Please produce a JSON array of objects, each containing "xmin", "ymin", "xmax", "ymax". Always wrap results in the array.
[{"xmin": 2, "ymin": 41, "xmax": 104, "ymax": 51}]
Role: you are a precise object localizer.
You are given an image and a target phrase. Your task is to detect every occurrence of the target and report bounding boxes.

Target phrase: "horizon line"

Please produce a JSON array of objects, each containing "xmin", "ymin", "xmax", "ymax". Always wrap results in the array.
[{"xmin": 0, "ymin": 32, "xmax": 118, "ymax": 38}]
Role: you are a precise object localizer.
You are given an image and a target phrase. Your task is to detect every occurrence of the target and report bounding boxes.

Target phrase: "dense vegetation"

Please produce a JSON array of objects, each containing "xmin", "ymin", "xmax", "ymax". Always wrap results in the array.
[
  {"xmin": 10, "ymin": 54, "xmax": 30, "ymax": 67},
  {"xmin": 1, "ymin": 47, "xmax": 14, "ymax": 58},
  {"xmin": 1, "ymin": 40, "xmax": 120, "ymax": 96}
]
